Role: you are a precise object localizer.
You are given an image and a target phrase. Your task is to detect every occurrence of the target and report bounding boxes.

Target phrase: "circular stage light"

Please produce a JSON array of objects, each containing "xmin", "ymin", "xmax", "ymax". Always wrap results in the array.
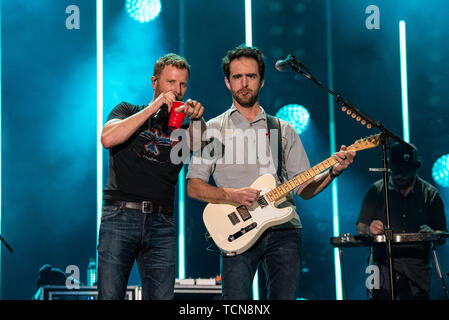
[
  {"xmin": 275, "ymin": 104, "xmax": 310, "ymax": 135},
  {"xmin": 432, "ymin": 154, "xmax": 449, "ymax": 188},
  {"xmin": 125, "ymin": 0, "xmax": 161, "ymax": 23}
]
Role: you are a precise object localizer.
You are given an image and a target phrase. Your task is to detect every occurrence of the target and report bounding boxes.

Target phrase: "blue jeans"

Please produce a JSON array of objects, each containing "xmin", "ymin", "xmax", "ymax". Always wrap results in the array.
[
  {"xmin": 97, "ymin": 204, "xmax": 176, "ymax": 300},
  {"xmin": 221, "ymin": 228, "xmax": 302, "ymax": 300}
]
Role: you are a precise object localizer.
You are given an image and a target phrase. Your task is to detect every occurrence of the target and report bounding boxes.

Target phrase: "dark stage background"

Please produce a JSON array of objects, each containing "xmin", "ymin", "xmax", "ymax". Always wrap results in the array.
[{"xmin": 1, "ymin": 0, "xmax": 448, "ymax": 300}]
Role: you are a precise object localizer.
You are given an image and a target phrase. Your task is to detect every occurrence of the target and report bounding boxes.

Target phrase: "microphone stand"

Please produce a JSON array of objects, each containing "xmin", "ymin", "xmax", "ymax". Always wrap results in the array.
[{"xmin": 282, "ymin": 57, "xmax": 415, "ymax": 300}]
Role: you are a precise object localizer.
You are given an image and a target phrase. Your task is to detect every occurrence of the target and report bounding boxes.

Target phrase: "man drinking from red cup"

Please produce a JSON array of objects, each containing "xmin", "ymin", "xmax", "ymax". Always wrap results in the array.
[{"xmin": 98, "ymin": 53, "xmax": 205, "ymax": 300}]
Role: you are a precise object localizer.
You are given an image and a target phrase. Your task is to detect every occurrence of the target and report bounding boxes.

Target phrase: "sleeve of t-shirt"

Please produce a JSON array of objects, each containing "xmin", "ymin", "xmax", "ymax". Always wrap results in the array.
[
  {"xmin": 186, "ymin": 118, "xmax": 221, "ymax": 183},
  {"xmin": 106, "ymin": 102, "xmax": 141, "ymax": 122},
  {"xmin": 428, "ymin": 191, "xmax": 447, "ymax": 232},
  {"xmin": 186, "ymin": 149, "xmax": 215, "ymax": 183},
  {"xmin": 357, "ymin": 185, "xmax": 380, "ymax": 226}
]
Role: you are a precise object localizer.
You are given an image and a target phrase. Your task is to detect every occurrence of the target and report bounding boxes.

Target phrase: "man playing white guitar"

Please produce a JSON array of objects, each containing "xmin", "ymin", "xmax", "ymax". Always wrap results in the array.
[{"xmin": 187, "ymin": 45, "xmax": 356, "ymax": 300}]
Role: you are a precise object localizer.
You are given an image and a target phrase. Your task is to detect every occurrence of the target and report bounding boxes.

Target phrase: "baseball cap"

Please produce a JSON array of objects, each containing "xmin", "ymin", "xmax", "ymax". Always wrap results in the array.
[{"xmin": 389, "ymin": 142, "xmax": 421, "ymax": 170}]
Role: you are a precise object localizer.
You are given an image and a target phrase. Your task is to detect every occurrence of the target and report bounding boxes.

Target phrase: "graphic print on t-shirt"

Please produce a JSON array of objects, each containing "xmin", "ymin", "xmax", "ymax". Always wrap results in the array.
[{"xmin": 133, "ymin": 128, "xmax": 179, "ymax": 164}]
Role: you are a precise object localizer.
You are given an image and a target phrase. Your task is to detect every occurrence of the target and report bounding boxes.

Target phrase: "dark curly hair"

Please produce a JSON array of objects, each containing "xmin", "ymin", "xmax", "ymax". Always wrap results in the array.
[{"xmin": 222, "ymin": 44, "xmax": 265, "ymax": 81}]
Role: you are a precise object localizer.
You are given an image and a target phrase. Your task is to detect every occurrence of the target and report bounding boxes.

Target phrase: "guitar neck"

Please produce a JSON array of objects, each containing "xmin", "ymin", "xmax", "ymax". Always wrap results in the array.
[
  {"xmin": 263, "ymin": 133, "xmax": 382, "ymax": 203},
  {"xmin": 265, "ymin": 156, "xmax": 338, "ymax": 202}
]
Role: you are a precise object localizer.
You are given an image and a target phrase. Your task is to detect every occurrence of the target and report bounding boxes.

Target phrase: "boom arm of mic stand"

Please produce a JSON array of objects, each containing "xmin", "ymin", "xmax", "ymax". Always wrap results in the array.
[{"xmin": 285, "ymin": 61, "xmax": 411, "ymax": 149}]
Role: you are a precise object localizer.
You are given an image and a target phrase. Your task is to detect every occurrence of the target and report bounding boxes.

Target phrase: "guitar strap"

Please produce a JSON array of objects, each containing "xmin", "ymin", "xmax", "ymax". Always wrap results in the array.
[
  {"xmin": 266, "ymin": 115, "xmax": 295, "ymax": 207},
  {"xmin": 266, "ymin": 114, "xmax": 284, "ymax": 183}
]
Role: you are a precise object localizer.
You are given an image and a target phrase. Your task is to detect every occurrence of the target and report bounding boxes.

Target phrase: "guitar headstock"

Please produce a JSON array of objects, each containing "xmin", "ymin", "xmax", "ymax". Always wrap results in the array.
[{"xmin": 348, "ymin": 133, "xmax": 381, "ymax": 152}]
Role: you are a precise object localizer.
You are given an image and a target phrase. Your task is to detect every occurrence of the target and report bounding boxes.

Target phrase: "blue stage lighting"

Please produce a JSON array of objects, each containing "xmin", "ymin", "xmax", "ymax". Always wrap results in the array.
[
  {"xmin": 125, "ymin": 0, "xmax": 161, "ymax": 23},
  {"xmin": 432, "ymin": 154, "xmax": 449, "ymax": 188},
  {"xmin": 276, "ymin": 104, "xmax": 310, "ymax": 135}
]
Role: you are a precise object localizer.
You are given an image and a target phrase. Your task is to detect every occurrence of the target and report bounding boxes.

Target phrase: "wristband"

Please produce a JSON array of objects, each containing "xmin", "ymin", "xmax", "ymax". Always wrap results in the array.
[{"xmin": 329, "ymin": 166, "xmax": 341, "ymax": 178}]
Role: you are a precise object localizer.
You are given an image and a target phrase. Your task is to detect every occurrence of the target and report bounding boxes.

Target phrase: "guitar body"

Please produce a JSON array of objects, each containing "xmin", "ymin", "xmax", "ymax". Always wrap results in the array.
[
  {"xmin": 202, "ymin": 134, "xmax": 381, "ymax": 255},
  {"xmin": 203, "ymin": 174, "xmax": 294, "ymax": 255}
]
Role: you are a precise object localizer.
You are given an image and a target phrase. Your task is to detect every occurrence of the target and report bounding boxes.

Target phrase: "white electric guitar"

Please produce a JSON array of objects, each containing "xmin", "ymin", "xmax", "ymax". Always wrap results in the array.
[{"xmin": 203, "ymin": 134, "xmax": 381, "ymax": 255}]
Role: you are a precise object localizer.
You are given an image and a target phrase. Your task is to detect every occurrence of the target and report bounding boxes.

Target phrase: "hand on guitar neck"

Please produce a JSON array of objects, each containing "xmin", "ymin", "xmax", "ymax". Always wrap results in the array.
[{"xmin": 330, "ymin": 145, "xmax": 356, "ymax": 176}]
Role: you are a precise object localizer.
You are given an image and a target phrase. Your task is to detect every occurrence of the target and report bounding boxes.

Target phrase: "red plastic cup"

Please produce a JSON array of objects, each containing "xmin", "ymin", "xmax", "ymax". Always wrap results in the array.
[{"xmin": 168, "ymin": 101, "xmax": 187, "ymax": 130}]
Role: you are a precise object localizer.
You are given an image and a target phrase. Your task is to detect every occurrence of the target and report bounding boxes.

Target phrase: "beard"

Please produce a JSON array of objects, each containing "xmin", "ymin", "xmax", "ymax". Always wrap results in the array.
[
  {"xmin": 392, "ymin": 173, "xmax": 415, "ymax": 190},
  {"xmin": 232, "ymin": 87, "xmax": 260, "ymax": 108}
]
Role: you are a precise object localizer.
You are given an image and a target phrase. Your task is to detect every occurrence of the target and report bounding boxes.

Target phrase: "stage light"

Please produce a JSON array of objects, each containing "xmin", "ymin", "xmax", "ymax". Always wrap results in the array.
[
  {"xmin": 252, "ymin": 270, "xmax": 259, "ymax": 300},
  {"xmin": 432, "ymin": 154, "xmax": 449, "ymax": 188},
  {"xmin": 294, "ymin": 2, "xmax": 306, "ymax": 13},
  {"xmin": 178, "ymin": 0, "xmax": 186, "ymax": 281},
  {"xmin": 0, "ymin": 1, "xmax": 2, "ymax": 299},
  {"xmin": 399, "ymin": 20, "xmax": 410, "ymax": 142},
  {"xmin": 125, "ymin": 0, "xmax": 161, "ymax": 23},
  {"xmin": 275, "ymin": 104, "xmax": 310, "ymax": 135},
  {"xmin": 245, "ymin": 0, "xmax": 252, "ymax": 47},
  {"xmin": 325, "ymin": 0, "xmax": 343, "ymax": 300},
  {"xmin": 96, "ymin": 0, "xmax": 103, "ymax": 278},
  {"xmin": 245, "ymin": 0, "xmax": 258, "ymax": 299},
  {"xmin": 178, "ymin": 167, "xmax": 186, "ymax": 279}
]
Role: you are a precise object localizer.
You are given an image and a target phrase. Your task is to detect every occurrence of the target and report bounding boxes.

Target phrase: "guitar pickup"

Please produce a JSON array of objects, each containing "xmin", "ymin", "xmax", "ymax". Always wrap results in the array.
[
  {"xmin": 228, "ymin": 222, "xmax": 257, "ymax": 242},
  {"xmin": 236, "ymin": 205, "xmax": 251, "ymax": 221},
  {"xmin": 227, "ymin": 212, "xmax": 240, "ymax": 225},
  {"xmin": 257, "ymin": 196, "xmax": 268, "ymax": 208}
]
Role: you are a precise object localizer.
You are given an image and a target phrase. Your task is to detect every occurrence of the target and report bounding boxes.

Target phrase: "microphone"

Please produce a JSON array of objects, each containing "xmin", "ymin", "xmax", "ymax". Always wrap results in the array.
[
  {"xmin": 276, "ymin": 55, "xmax": 313, "ymax": 80},
  {"xmin": 275, "ymin": 54, "xmax": 294, "ymax": 71},
  {"xmin": 152, "ymin": 104, "xmax": 169, "ymax": 120},
  {"xmin": 149, "ymin": 104, "xmax": 170, "ymax": 132}
]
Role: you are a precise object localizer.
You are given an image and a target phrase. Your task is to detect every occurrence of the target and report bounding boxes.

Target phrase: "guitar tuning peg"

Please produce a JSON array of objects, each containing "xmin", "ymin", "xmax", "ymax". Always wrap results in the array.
[
  {"xmin": 367, "ymin": 124, "xmax": 372, "ymax": 129},
  {"xmin": 361, "ymin": 120, "xmax": 367, "ymax": 125},
  {"xmin": 341, "ymin": 106, "xmax": 347, "ymax": 112},
  {"xmin": 346, "ymin": 110, "xmax": 352, "ymax": 115},
  {"xmin": 356, "ymin": 116, "xmax": 361, "ymax": 121}
]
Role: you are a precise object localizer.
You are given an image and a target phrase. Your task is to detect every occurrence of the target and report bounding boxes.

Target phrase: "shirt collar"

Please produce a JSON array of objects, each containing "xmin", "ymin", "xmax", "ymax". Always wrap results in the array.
[
  {"xmin": 388, "ymin": 175, "xmax": 420, "ymax": 194},
  {"xmin": 229, "ymin": 104, "xmax": 267, "ymax": 123}
]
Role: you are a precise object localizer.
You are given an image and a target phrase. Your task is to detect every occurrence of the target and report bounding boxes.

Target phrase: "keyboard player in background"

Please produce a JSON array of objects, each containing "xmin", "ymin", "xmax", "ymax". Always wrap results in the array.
[{"xmin": 356, "ymin": 142, "xmax": 447, "ymax": 300}]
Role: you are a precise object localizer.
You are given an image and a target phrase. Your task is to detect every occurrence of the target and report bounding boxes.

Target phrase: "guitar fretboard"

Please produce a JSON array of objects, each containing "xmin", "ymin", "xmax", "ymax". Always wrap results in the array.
[
  {"xmin": 263, "ymin": 133, "xmax": 381, "ymax": 203},
  {"xmin": 265, "ymin": 156, "xmax": 339, "ymax": 202}
]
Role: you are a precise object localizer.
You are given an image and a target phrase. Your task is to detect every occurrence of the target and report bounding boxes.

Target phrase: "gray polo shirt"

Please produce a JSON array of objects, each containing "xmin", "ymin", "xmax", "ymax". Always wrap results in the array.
[{"xmin": 187, "ymin": 105, "xmax": 310, "ymax": 228}]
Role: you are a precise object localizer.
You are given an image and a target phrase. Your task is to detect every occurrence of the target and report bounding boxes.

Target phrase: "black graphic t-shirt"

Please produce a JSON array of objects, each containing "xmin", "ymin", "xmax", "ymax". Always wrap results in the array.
[{"xmin": 103, "ymin": 102, "xmax": 183, "ymax": 207}]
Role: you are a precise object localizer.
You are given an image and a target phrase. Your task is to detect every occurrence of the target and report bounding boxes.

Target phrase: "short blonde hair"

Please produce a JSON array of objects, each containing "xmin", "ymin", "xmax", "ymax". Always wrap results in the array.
[{"xmin": 153, "ymin": 53, "xmax": 190, "ymax": 78}]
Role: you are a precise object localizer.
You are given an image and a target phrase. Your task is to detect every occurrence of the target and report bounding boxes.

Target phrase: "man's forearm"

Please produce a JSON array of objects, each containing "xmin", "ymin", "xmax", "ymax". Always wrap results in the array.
[
  {"xmin": 297, "ymin": 169, "xmax": 335, "ymax": 200},
  {"xmin": 188, "ymin": 178, "xmax": 230, "ymax": 204},
  {"xmin": 101, "ymin": 106, "xmax": 156, "ymax": 149}
]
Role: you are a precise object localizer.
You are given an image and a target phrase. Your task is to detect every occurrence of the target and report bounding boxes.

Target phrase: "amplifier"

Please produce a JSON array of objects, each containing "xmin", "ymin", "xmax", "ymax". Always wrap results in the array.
[
  {"xmin": 37, "ymin": 281, "xmax": 222, "ymax": 300},
  {"xmin": 174, "ymin": 278, "xmax": 222, "ymax": 300},
  {"xmin": 37, "ymin": 285, "xmax": 141, "ymax": 300}
]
